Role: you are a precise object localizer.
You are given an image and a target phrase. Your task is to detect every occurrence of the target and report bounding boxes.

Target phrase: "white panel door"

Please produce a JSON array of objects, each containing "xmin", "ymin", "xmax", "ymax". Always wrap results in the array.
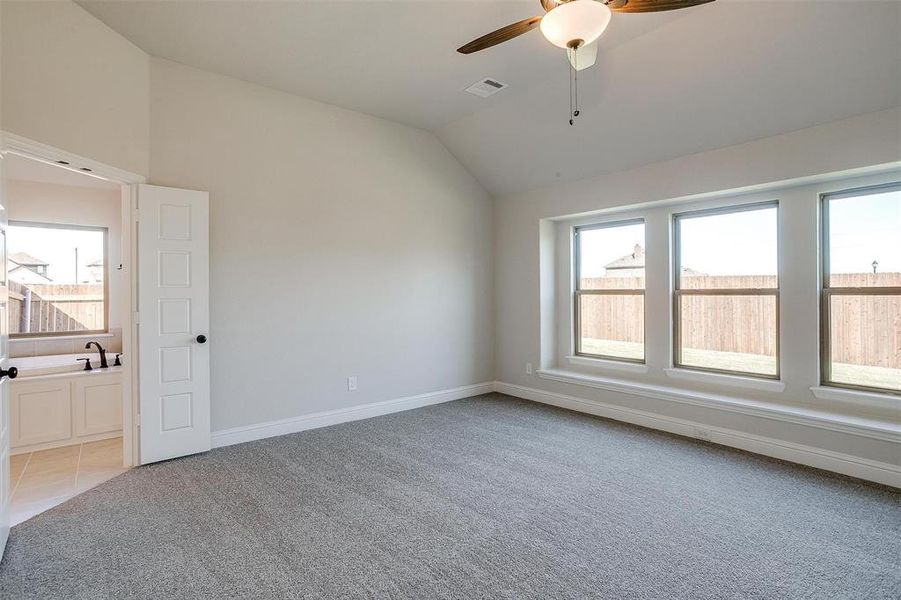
[
  {"xmin": 0, "ymin": 151, "xmax": 13, "ymax": 559},
  {"xmin": 138, "ymin": 184, "xmax": 210, "ymax": 464}
]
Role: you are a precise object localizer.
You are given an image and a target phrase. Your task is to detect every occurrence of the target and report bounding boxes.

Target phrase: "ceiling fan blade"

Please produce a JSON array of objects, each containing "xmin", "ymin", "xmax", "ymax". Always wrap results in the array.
[
  {"xmin": 457, "ymin": 17, "xmax": 543, "ymax": 54},
  {"xmin": 606, "ymin": 0, "xmax": 715, "ymax": 13}
]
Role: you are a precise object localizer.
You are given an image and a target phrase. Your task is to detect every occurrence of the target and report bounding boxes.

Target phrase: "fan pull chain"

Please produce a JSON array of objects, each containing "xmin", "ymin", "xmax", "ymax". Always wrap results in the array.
[{"xmin": 569, "ymin": 47, "xmax": 580, "ymax": 126}]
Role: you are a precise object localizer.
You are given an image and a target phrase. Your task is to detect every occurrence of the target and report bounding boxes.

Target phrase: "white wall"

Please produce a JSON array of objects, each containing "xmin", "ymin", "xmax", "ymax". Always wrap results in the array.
[
  {"xmin": 6, "ymin": 179, "xmax": 123, "ymax": 356},
  {"xmin": 149, "ymin": 59, "xmax": 494, "ymax": 432},
  {"xmin": 495, "ymin": 108, "xmax": 901, "ymax": 468},
  {"xmin": 0, "ymin": 0, "xmax": 149, "ymax": 176}
]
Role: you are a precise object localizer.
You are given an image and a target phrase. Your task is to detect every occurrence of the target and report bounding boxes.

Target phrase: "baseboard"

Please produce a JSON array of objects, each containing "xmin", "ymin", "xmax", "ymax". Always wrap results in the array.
[
  {"xmin": 211, "ymin": 381, "xmax": 495, "ymax": 449},
  {"xmin": 494, "ymin": 381, "xmax": 901, "ymax": 488}
]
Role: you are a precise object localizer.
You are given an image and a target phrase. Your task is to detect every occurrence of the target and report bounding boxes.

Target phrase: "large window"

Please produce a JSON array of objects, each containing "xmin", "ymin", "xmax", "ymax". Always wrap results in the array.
[
  {"xmin": 821, "ymin": 183, "xmax": 901, "ymax": 394},
  {"xmin": 8, "ymin": 222, "xmax": 108, "ymax": 337},
  {"xmin": 673, "ymin": 202, "xmax": 779, "ymax": 378},
  {"xmin": 574, "ymin": 219, "xmax": 645, "ymax": 362}
]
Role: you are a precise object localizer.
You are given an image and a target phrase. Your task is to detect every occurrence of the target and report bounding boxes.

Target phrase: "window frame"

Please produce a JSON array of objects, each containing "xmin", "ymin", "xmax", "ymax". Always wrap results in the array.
[
  {"xmin": 820, "ymin": 182, "xmax": 901, "ymax": 396},
  {"xmin": 9, "ymin": 220, "xmax": 110, "ymax": 339},
  {"xmin": 672, "ymin": 201, "xmax": 781, "ymax": 380},
  {"xmin": 573, "ymin": 218, "xmax": 646, "ymax": 364}
]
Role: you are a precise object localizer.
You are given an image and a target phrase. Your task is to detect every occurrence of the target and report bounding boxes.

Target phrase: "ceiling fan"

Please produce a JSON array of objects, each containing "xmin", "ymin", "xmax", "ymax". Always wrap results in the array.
[{"xmin": 457, "ymin": 0, "xmax": 715, "ymax": 124}]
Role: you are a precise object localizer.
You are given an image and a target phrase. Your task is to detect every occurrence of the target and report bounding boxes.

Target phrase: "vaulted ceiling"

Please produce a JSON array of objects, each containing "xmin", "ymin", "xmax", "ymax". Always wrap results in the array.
[{"xmin": 78, "ymin": 0, "xmax": 901, "ymax": 197}]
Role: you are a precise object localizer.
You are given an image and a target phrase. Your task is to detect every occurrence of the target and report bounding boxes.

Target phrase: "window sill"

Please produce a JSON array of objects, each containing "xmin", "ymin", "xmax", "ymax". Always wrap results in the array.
[
  {"xmin": 535, "ymin": 368, "xmax": 899, "ymax": 443},
  {"xmin": 12, "ymin": 332, "xmax": 113, "ymax": 343},
  {"xmin": 664, "ymin": 368, "xmax": 785, "ymax": 393},
  {"xmin": 566, "ymin": 355, "xmax": 648, "ymax": 374},
  {"xmin": 810, "ymin": 386, "xmax": 900, "ymax": 411}
]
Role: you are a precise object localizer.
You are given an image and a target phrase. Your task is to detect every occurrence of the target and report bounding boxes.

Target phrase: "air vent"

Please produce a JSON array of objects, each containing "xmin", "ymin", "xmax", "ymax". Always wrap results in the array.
[{"xmin": 465, "ymin": 77, "xmax": 508, "ymax": 98}]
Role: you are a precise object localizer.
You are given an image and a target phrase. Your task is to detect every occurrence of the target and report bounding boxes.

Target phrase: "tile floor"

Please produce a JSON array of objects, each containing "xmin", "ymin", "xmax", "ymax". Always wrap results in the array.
[{"xmin": 9, "ymin": 437, "xmax": 127, "ymax": 526}]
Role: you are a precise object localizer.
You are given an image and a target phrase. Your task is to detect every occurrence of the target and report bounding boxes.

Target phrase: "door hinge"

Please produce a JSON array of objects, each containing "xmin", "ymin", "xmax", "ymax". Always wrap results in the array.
[
  {"xmin": 133, "ymin": 209, "xmax": 140, "ymax": 222},
  {"xmin": 134, "ymin": 311, "xmax": 140, "ymax": 325}
]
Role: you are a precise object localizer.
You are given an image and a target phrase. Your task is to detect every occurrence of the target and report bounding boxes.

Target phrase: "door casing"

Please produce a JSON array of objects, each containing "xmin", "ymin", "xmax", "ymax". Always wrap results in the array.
[{"xmin": 0, "ymin": 132, "xmax": 146, "ymax": 466}]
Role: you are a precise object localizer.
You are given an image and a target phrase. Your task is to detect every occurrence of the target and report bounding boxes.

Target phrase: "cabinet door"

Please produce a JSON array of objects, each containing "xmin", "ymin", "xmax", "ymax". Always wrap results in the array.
[
  {"xmin": 73, "ymin": 377, "xmax": 122, "ymax": 437},
  {"xmin": 10, "ymin": 380, "xmax": 71, "ymax": 447}
]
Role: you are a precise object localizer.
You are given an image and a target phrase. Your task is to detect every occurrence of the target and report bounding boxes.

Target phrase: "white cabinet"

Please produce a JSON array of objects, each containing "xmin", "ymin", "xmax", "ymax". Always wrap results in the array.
[
  {"xmin": 10, "ymin": 380, "xmax": 71, "ymax": 448},
  {"xmin": 11, "ymin": 372, "xmax": 122, "ymax": 453},
  {"xmin": 73, "ymin": 377, "xmax": 122, "ymax": 437}
]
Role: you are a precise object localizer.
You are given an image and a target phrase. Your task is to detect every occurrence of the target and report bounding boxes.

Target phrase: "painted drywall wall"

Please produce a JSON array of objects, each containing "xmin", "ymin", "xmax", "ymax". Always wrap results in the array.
[
  {"xmin": 0, "ymin": 0, "xmax": 149, "ymax": 175},
  {"xmin": 6, "ymin": 179, "xmax": 124, "ymax": 356},
  {"xmin": 149, "ymin": 58, "xmax": 493, "ymax": 432},
  {"xmin": 495, "ymin": 108, "xmax": 901, "ymax": 466}
]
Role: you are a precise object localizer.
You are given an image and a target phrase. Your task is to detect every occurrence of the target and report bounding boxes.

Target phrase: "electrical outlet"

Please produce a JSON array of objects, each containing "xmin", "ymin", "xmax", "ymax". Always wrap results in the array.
[
  {"xmin": 347, "ymin": 376, "xmax": 357, "ymax": 392},
  {"xmin": 525, "ymin": 362, "xmax": 533, "ymax": 375}
]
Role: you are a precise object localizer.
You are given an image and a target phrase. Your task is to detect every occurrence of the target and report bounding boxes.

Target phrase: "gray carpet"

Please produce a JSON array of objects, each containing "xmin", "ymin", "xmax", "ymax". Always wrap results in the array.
[{"xmin": 1, "ymin": 394, "xmax": 899, "ymax": 599}]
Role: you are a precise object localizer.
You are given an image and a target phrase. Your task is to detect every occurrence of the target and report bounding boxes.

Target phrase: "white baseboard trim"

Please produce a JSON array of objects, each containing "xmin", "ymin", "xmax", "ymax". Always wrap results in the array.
[
  {"xmin": 494, "ymin": 381, "xmax": 901, "ymax": 488},
  {"xmin": 211, "ymin": 381, "xmax": 494, "ymax": 449}
]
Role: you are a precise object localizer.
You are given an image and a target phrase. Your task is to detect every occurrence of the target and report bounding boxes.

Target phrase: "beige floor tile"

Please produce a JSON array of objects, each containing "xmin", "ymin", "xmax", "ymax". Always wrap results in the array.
[
  {"xmin": 25, "ymin": 445, "xmax": 80, "ymax": 473},
  {"xmin": 10, "ymin": 494, "xmax": 72, "ymax": 526},
  {"xmin": 9, "ymin": 438, "xmax": 128, "ymax": 524},
  {"xmin": 13, "ymin": 475, "xmax": 77, "ymax": 505},
  {"xmin": 79, "ymin": 438, "xmax": 123, "ymax": 468},
  {"xmin": 76, "ymin": 467, "xmax": 127, "ymax": 494},
  {"xmin": 10, "ymin": 453, "xmax": 30, "ymax": 487}
]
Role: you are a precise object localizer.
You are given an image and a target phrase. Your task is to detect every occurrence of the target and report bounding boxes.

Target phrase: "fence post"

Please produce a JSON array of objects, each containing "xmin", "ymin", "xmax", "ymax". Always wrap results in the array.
[{"xmin": 22, "ymin": 288, "xmax": 32, "ymax": 334}]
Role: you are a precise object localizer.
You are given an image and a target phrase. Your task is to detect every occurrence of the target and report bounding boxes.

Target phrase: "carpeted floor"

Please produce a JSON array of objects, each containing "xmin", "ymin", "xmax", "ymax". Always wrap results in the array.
[{"xmin": 1, "ymin": 393, "xmax": 899, "ymax": 599}]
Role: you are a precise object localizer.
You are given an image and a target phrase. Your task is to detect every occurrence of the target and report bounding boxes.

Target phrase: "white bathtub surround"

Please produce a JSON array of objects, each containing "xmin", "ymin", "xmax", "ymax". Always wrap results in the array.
[
  {"xmin": 11, "ymin": 362, "xmax": 123, "ymax": 454},
  {"xmin": 11, "ymin": 353, "xmax": 124, "ymax": 378},
  {"xmin": 9, "ymin": 329, "xmax": 123, "ymax": 359}
]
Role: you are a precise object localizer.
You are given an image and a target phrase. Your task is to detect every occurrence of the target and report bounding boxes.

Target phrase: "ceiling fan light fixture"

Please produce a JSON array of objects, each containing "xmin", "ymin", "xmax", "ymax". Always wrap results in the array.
[{"xmin": 539, "ymin": 0, "xmax": 612, "ymax": 49}]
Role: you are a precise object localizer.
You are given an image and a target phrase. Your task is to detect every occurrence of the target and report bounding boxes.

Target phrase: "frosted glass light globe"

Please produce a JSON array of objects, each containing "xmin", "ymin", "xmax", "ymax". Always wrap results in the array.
[{"xmin": 540, "ymin": 0, "xmax": 612, "ymax": 49}]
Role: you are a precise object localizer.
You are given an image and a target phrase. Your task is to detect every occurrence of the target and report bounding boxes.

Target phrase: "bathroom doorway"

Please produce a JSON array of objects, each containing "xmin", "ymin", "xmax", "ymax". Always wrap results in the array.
[{"xmin": 1, "ymin": 148, "xmax": 139, "ymax": 525}]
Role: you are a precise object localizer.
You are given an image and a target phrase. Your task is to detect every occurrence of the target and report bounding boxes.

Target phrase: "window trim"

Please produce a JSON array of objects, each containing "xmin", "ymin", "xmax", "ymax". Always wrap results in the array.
[
  {"xmin": 9, "ymin": 220, "xmax": 110, "ymax": 339},
  {"xmin": 820, "ymin": 181, "xmax": 901, "ymax": 396},
  {"xmin": 573, "ymin": 218, "xmax": 646, "ymax": 364},
  {"xmin": 672, "ymin": 201, "xmax": 781, "ymax": 380}
]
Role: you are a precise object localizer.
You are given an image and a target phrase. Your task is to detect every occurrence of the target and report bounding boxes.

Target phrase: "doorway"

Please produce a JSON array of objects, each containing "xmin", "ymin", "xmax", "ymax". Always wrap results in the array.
[{"xmin": 3, "ymin": 153, "xmax": 134, "ymax": 524}]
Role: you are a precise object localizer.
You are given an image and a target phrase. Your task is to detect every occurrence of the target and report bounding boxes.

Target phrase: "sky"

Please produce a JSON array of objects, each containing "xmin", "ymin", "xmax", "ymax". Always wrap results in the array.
[
  {"xmin": 828, "ymin": 189, "xmax": 901, "ymax": 276},
  {"xmin": 9, "ymin": 224, "xmax": 104, "ymax": 284},
  {"xmin": 580, "ymin": 189, "xmax": 900, "ymax": 279}
]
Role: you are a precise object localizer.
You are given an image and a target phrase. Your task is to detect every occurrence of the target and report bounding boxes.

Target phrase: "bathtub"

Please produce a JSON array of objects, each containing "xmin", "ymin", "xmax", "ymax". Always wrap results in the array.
[
  {"xmin": 13, "ymin": 353, "xmax": 124, "ymax": 378},
  {"xmin": 10, "ymin": 354, "xmax": 124, "ymax": 453}
]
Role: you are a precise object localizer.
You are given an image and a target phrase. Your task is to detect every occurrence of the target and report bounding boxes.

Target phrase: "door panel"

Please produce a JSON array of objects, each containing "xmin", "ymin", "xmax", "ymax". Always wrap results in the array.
[{"xmin": 138, "ymin": 185, "xmax": 210, "ymax": 464}]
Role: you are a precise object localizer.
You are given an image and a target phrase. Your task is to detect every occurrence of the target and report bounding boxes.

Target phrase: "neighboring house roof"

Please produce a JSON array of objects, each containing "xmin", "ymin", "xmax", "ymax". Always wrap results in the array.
[
  {"xmin": 87, "ymin": 259, "xmax": 104, "ymax": 267},
  {"xmin": 605, "ymin": 244, "xmax": 645, "ymax": 270},
  {"xmin": 9, "ymin": 251, "xmax": 49, "ymax": 267},
  {"xmin": 603, "ymin": 245, "xmax": 703, "ymax": 275},
  {"xmin": 8, "ymin": 261, "xmax": 52, "ymax": 284}
]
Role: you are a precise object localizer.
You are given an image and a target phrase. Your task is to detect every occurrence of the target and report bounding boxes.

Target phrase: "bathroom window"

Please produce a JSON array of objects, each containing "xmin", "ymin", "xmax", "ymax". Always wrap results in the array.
[
  {"xmin": 673, "ymin": 202, "xmax": 779, "ymax": 378},
  {"xmin": 821, "ymin": 183, "xmax": 901, "ymax": 394},
  {"xmin": 8, "ymin": 222, "xmax": 108, "ymax": 337},
  {"xmin": 573, "ymin": 219, "xmax": 646, "ymax": 362}
]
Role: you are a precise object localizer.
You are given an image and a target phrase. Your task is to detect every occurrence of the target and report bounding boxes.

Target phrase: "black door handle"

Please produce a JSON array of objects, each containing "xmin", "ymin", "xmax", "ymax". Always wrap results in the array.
[
  {"xmin": 0, "ymin": 366, "xmax": 18, "ymax": 380},
  {"xmin": 195, "ymin": 334, "xmax": 207, "ymax": 344}
]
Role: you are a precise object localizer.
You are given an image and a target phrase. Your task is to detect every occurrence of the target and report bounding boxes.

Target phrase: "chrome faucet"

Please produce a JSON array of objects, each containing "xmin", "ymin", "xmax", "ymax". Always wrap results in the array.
[{"xmin": 85, "ymin": 341, "xmax": 109, "ymax": 369}]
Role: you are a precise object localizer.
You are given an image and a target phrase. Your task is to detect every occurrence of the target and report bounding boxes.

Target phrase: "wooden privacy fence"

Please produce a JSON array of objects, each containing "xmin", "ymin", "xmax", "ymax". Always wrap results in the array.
[
  {"xmin": 9, "ymin": 281, "xmax": 104, "ymax": 334},
  {"xmin": 579, "ymin": 273, "xmax": 901, "ymax": 368}
]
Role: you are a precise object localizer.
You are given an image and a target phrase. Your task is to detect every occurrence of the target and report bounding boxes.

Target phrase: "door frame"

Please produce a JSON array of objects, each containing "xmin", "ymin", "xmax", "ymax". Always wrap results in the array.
[{"xmin": 0, "ymin": 132, "xmax": 146, "ymax": 467}]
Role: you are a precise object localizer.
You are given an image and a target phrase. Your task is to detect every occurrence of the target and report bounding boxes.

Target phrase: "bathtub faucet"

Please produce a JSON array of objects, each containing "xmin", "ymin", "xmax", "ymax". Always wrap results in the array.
[{"xmin": 85, "ymin": 341, "xmax": 109, "ymax": 369}]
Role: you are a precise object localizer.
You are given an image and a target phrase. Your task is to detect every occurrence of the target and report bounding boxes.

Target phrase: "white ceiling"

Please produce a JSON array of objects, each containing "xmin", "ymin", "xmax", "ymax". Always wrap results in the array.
[
  {"xmin": 77, "ymin": 0, "xmax": 901, "ymax": 197},
  {"xmin": 5, "ymin": 154, "xmax": 120, "ymax": 190}
]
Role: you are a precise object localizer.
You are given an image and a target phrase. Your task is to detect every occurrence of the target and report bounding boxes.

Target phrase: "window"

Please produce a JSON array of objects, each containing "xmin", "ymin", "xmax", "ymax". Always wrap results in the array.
[
  {"xmin": 673, "ymin": 202, "xmax": 779, "ymax": 378},
  {"xmin": 574, "ymin": 219, "xmax": 645, "ymax": 362},
  {"xmin": 821, "ymin": 183, "xmax": 901, "ymax": 394},
  {"xmin": 8, "ymin": 222, "xmax": 108, "ymax": 338}
]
